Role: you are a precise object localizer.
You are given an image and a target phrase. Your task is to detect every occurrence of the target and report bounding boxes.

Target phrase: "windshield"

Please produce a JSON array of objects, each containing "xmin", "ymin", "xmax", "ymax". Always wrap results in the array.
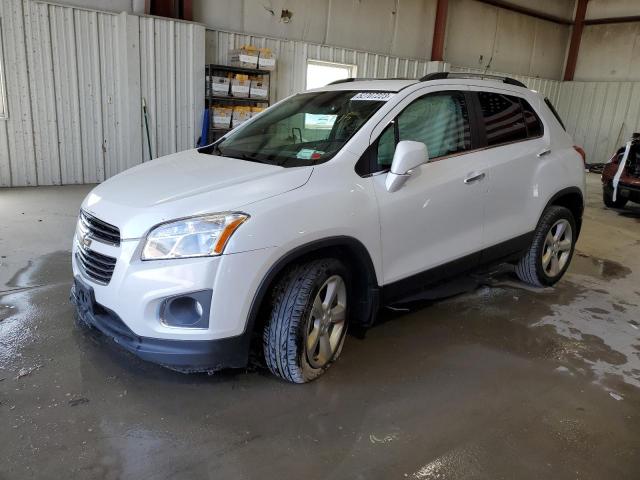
[{"xmin": 202, "ymin": 90, "xmax": 391, "ymax": 167}]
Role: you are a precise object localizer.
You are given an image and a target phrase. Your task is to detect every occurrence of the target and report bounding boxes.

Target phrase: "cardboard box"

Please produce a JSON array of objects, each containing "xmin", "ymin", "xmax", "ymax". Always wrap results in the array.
[
  {"xmin": 212, "ymin": 106, "xmax": 232, "ymax": 129},
  {"xmin": 250, "ymin": 76, "xmax": 269, "ymax": 99},
  {"xmin": 210, "ymin": 76, "xmax": 231, "ymax": 96},
  {"xmin": 232, "ymin": 106, "xmax": 252, "ymax": 128},
  {"xmin": 250, "ymin": 106, "xmax": 265, "ymax": 118},
  {"xmin": 229, "ymin": 45, "xmax": 259, "ymax": 69},
  {"xmin": 231, "ymin": 74, "xmax": 250, "ymax": 98},
  {"xmin": 258, "ymin": 48, "xmax": 276, "ymax": 71}
]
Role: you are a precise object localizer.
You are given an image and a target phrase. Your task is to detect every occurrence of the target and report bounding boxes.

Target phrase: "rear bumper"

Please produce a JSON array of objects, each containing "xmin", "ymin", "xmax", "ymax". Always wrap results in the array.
[{"xmin": 70, "ymin": 279, "xmax": 251, "ymax": 373}]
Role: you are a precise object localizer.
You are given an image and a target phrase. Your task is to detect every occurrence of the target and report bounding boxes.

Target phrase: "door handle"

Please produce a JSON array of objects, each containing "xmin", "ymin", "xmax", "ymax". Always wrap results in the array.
[
  {"xmin": 537, "ymin": 148, "xmax": 552, "ymax": 157},
  {"xmin": 464, "ymin": 172, "xmax": 485, "ymax": 184}
]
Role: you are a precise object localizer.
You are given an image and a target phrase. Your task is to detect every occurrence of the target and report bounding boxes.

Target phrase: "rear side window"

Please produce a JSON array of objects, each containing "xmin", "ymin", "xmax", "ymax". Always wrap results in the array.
[
  {"xmin": 477, "ymin": 92, "xmax": 527, "ymax": 146},
  {"xmin": 521, "ymin": 99, "xmax": 543, "ymax": 138},
  {"xmin": 544, "ymin": 97, "xmax": 566, "ymax": 130}
]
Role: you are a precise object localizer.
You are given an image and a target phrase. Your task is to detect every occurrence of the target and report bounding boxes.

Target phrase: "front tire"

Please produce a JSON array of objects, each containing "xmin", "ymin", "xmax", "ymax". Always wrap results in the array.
[
  {"xmin": 263, "ymin": 258, "xmax": 349, "ymax": 383},
  {"xmin": 603, "ymin": 189, "xmax": 628, "ymax": 209},
  {"xmin": 515, "ymin": 206, "xmax": 576, "ymax": 287}
]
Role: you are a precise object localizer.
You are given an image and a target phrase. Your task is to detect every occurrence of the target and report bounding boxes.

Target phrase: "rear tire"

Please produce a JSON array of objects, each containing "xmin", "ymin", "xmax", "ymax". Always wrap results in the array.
[
  {"xmin": 263, "ymin": 258, "xmax": 349, "ymax": 383},
  {"xmin": 603, "ymin": 189, "xmax": 628, "ymax": 208},
  {"xmin": 515, "ymin": 206, "xmax": 576, "ymax": 287}
]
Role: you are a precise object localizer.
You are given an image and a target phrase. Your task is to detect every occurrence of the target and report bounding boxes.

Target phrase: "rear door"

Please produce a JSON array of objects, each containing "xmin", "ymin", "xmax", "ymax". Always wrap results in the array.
[{"xmin": 469, "ymin": 89, "xmax": 547, "ymax": 251}]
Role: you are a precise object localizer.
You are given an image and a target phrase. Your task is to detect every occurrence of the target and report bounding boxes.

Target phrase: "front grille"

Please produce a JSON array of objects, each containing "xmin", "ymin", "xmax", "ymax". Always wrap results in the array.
[
  {"xmin": 76, "ymin": 244, "xmax": 117, "ymax": 285},
  {"xmin": 79, "ymin": 210, "xmax": 120, "ymax": 246}
]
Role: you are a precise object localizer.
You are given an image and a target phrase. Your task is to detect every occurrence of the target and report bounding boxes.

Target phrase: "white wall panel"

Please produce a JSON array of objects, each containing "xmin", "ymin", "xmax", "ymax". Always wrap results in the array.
[
  {"xmin": 195, "ymin": 0, "xmax": 438, "ymax": 60},
  {"xmin": 556, "ymin": 81, "xmax": 640, "ymax": 164},
  {"xmin": 74, "ymin": 8, "xmax": 105, "ymax": 183},
  {"xmin": 576, "ymin": 23, "xmax": 640, "ymax": 82},
  {"xmin": 0, "ymin": 0, "xmax": 203, "ymax": 186},
  {"xmin": 0, "ymin": 122, "xmax": 10, "ymax": 188},
  {"xmin": 139, "ymin": 16, "xmax": 204, "ymax": 159},
  {"xmin": 445, "ymin": 0, "xmax": 570, "ymax": 81},
  {"xmin": 25, "ymin": 1, "xmax": 61, "ymax": 185},
  {"xmin": 1, "ymin": 0, "xmax": 37, "ymax": 186},
  {"xmin": 139, "ymin": 16, "xmax": 157, "ymax": 162},
  {"xmin": 50, "ymin": 4, "xmax": 84, "ymax": 184},
  {"xmin": 586, "ymin": 0, "xmax": 640, "ymax": 20}
]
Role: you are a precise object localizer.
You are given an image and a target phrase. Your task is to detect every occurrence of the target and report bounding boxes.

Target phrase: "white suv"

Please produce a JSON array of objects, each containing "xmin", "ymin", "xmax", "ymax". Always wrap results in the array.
[{"xmin": 71, "ymin": 73, "xmax": 586, "ymax": 383}]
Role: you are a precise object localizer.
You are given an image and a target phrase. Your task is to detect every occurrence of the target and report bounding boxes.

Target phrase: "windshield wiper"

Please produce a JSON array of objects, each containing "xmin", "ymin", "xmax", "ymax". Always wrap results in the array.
[{"xmin": 234, "ymin": 153, "xmax": 266, "ymax": 163}]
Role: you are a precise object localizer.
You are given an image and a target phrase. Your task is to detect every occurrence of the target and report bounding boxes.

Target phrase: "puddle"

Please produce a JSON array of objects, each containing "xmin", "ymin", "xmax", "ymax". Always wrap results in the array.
[
  {"xmin": 0, "ymin": 252, "xmax": 72, "ymax": 370},
  {"xmin": 3, "ymin": 250, "xmax": 71, "ymax": 290},
  {"xmin": 569, "ymin": 253, "xmax": 632, "ymax": 280},
  {"xmin": 388, "ymin": 250, "xmax": 640, "ymax": 392}
]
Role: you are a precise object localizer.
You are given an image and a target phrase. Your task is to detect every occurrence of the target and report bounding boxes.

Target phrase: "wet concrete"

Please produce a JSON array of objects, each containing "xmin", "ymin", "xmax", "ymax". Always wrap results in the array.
[{"xmin": 1, "ymin": 176, "xmax": 639, "ymax": 479}]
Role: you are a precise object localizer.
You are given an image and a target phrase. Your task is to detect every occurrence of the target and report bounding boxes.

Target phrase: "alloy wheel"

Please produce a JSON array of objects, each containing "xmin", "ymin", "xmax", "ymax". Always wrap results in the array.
[
  {"xmin": 541, "ymin": 219, "xmax": 573, "ymax": 278},
  {"xmin": 305, "ymin": 275, "xmax": 347, "ymax": 369}
]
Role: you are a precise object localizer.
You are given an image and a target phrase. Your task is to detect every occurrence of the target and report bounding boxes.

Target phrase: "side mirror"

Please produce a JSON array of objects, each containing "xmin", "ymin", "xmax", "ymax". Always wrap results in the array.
[{"xmin": 385, "ymin": 140, "xmax": 429, "ymax": 192}]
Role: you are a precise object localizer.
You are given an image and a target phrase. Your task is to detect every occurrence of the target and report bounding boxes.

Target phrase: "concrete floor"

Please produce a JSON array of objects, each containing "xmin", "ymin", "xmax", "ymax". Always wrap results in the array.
[{"xmin": 1, "ymin": 174, "xmax": 639, "ymax": 479}]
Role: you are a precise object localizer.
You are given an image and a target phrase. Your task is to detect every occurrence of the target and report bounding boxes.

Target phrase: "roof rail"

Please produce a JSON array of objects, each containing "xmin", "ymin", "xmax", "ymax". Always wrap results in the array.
[
  {"xmin": 328, "ymin": 78, "xmax": 357, "ymax": 85},
  {"xmin": 419, "ymin": 72, "xmax": 527, "ymax": 88},
  {"xmin": 327, "ymin": 77, "xmax": 411, "ymax": 85}
]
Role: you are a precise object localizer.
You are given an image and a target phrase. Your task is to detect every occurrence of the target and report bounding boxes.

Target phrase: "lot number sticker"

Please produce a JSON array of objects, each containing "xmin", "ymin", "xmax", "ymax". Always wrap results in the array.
[{"xmin": 351, "ymin": 92, "xmax": 394, "ymax": 101}]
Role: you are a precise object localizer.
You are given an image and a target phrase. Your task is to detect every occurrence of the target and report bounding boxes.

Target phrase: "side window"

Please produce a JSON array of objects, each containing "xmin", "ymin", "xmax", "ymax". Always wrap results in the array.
[
  {"xmin": 371, "ymin": 91, "xmax": 471, "ymax": 173},
  {"xmin": 521, "ymin": 99, "xmax": 543, "ymax": 138},
  {"xmin": 376, "ymin": 123, "xmax": 396, "ymax": 167},
  {"xmin": 396, "ymin": 92, "xmax": 471, "ymax": 159},
  {"xmin": 478, "ymin": 92, "xmax": 527, "ymax": 146}
]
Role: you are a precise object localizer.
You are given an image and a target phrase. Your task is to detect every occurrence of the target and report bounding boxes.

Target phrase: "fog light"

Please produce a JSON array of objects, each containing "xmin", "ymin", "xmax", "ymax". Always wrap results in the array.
[{"xmin": 160, "ymin": 290, "xmax": 211, "ymax": 329}]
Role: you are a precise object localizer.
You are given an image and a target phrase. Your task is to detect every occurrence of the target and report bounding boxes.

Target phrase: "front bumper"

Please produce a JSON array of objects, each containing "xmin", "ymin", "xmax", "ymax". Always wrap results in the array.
[
  {"xmin": 70, "ymin": 278, "xmax": 251, "ymax": 372},
  {"xmin": 603, "ymin": 180, "xmax": 640, "ymax": 203},
  {"xmin": 70, "ymin": 227, "xmax": 278, "ymax": 372},
  {"xmin": 71, "ymin": 237, "xmax": 275, "ymax": 340}
]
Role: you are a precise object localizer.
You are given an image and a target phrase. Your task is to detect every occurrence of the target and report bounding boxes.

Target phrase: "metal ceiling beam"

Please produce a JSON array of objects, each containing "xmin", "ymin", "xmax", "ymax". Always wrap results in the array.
[
  {"xmin": 475, "ymin": 0, "xmax": 573, "ymax": 25},
  {"xmin": 564, "ymin": 0, "xmax": 589, "ymax": 81},
  {"xmin": 431, "ymin": 0, "xmax": 449, "ymax": 61},
  {"xmin": 585, "ymin": 16, "xmax": 640, "ymax": 26}
]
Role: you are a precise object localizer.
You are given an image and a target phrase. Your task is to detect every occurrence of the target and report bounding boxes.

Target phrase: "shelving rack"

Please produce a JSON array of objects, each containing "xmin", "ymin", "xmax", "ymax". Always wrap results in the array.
[{"xmin": 205, "ymin": 64, "xmax": 272, "ymax": 143}]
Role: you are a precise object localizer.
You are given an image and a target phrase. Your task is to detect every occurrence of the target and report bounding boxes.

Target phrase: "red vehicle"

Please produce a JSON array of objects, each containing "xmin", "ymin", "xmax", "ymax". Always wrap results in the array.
[{"xmin": 602, "ymin": 135, "xmax": 640, "ymax": 208}]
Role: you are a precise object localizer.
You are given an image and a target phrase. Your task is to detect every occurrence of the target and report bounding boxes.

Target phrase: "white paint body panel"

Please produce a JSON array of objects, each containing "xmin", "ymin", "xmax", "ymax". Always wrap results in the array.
[
  {"xmin": 83, "ymin": 149, "xmax": 314, "ymax": 239},
  {"xmin": 73, "ymin": 78, "xmax": 585, "ymax": 343}
]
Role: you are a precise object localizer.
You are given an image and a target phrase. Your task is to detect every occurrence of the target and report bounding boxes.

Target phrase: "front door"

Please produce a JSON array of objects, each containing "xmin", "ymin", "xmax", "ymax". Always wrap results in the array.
[{"xmin": 370, "ymin": 90, "xmax": 487, "ymax": 295}]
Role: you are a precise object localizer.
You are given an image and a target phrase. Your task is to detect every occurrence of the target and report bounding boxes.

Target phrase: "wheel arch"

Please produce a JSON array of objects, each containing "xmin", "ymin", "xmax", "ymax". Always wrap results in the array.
[
  {"xmin": 245, "ymin": 236, "xmax": 381, "ymax": 345},
  {"xmin": 544, "ymin": 187, "xmax": 584, "ymax": 236}
]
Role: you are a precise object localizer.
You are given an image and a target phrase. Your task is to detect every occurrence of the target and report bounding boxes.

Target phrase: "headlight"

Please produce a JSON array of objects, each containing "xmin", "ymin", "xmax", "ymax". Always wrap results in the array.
[{"xmin": 141, "ymin": 213, "xmax": 248, "ymax": 260}]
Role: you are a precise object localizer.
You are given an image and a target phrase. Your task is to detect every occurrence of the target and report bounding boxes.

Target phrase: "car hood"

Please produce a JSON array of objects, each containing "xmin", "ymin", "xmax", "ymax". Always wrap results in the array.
[{"xmin": 82, "ymin": 149, "xmax": 313, "ymax": 239}]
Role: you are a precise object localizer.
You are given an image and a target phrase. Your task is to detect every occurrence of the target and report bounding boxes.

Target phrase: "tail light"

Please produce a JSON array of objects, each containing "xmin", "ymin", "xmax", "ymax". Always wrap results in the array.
[{"xmin": 573, "ymin": 146, "xmax": 586, "ymax": 164}]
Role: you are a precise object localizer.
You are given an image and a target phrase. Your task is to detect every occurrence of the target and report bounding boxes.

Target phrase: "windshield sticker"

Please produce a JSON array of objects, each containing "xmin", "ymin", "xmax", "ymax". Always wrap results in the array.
[
  {"xmin": 305, "ymin": 113, "xmax": 337, "ymax": 130},
  {"xmin": 296, "ymin": 149, "xmax": 324, "ymax": 160},
  {"xmin": 351, "ymin": 92, "xmax": 394, "ymax": 101}
]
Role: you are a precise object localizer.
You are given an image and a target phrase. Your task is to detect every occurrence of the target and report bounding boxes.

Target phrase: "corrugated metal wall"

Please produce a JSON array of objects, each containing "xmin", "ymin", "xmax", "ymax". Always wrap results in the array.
[
  {"xmin": 555, "ymin": 81, "xmax": 640, "ymax": 163},
  {"xmin": 0, "ymin": 0, "xmax": 204, "ymax": 187},
  {"xmin": 1, "ymin": 3, "xmax": 631, "ymax": 187},
  {"xmin": 205, "ymin": 28, "xmax": 448, "ymax": 102}
]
